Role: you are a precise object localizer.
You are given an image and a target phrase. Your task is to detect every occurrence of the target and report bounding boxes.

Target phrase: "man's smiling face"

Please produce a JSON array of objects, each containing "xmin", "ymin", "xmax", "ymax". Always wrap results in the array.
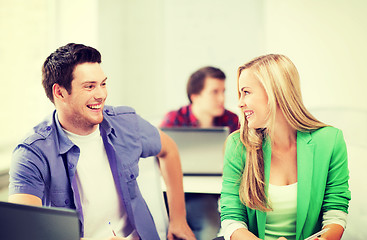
[{"xmin": 60, "ymin": 62, "xmax": 107, "ymax": 135}]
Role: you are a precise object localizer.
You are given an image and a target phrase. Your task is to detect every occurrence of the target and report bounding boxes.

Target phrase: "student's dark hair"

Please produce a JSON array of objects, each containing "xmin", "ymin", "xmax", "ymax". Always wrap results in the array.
[
  {"xmin": 42, "ymin": 43, "xmax": 102, "ymax": 103},
  {"xmin": 186, "ymin": 66, "xmax": 226, "ymax": 103}
]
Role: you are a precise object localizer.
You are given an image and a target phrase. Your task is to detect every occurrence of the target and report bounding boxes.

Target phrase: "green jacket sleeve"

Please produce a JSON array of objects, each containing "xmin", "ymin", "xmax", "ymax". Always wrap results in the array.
[
  {"xmin": 322, "ymin": 129, "xmax": 351, "ymax": 213},
  {"xmin": 220, "ymin": 132, "xmax": 248, "ymax": 223}
]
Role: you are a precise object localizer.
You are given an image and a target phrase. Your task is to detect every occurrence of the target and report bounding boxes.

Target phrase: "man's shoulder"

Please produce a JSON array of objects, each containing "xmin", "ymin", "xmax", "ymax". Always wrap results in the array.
[
  {"xmin": 165, "ymin": 105, "xmax": 190, "ymax": 116},
  {"xmin": 102, "ymin": 105, "xmax": 151, "ymax": 135},
  {"xmin": 20, "ymin": 112, "xmax": 56, "ymax": 146},
  {"xmin": 216, "ymin": 109, "xmax": 239, "ymax": 132},
  {"xmin": 103, "ymin": 105, "xmax": 136, "ymax": 116},
  {"xmin": 223, "ymin": 108, "xmax": 239, "ymax": 118},
  {"xmin": 161, "ymin": 105, "xmax": 193, "ymax": 127}
]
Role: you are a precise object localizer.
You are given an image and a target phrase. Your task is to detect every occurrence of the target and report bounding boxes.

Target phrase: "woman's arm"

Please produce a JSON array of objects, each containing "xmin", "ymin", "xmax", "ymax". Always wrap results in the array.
[
  {"xmin": 317, "ymin": 224, "xmax": 344, "ymax": 240},
  {"xmin": 321, "ymin": 129, "xmax": 351, "ymax": 240},
  {"xmin": 220, "ymin": 133, "xmax": 251, "ymax": 239},
  {"xmin": 231, "ymin": 228, "xmax": 261, "ymax": 240}
]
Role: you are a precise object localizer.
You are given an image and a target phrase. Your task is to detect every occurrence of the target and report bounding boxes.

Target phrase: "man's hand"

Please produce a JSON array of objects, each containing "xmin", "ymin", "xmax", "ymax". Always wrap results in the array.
[{"xmin": 167, "ymin": 218, "xmax": 196, "ymax": 240}]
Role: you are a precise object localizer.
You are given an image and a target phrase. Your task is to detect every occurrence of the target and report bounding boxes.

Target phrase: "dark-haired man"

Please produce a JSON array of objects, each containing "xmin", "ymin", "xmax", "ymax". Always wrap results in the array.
[
  {"xmin": 160, "ymin": 66, "xmax": 239, "ymax": 240},
  {"xmin": 9, "ymin": 43, "xmax": 195, "ymax": 240},
  {"xmin": 161, "ymin": 66, "xmax": 238, "ymax": 133}
]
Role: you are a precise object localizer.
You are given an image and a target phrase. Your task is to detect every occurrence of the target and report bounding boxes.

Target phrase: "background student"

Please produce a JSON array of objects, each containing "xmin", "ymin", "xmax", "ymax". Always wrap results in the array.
[
  {"xmin": 161, "ymin": 66, "xmax": 239, "ymax": 133},
  {"xmin": 161, "ymin": 66, "xmax": 239, "ymax": 240},
  {"xmin": 8, "ymin": 43, "xmax": 195, "ymax": 240},
  {"xmin": 220, "ymin": 54, "xmax": 351, "ymax": 240}
]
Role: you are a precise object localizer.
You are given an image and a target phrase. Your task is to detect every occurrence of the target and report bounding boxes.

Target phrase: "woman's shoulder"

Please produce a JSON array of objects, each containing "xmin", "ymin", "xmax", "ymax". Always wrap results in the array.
[
  {"xmin": 223, "ymin": 131, "xmax": 247, "ymax": 169},
  {"xmin": 225, "ymin": 130, "xmax": 246, "ymax": 152},
  {"xmin": 226, "ymin": 130, "xmax": 241, "ymax": 143},
  {"xmin": 310, "ymin": 126, "xmax": 342, "ymax": 138},
  {"xmin": 308, "ymin": 126, "xmax": 346, "ymax": 149}
]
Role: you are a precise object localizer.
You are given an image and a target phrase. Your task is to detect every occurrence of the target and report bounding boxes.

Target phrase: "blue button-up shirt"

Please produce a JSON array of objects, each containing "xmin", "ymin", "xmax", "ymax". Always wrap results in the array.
[{"xmin": 9, "ymin": 105, "xmax": 162, "ymax": 239}]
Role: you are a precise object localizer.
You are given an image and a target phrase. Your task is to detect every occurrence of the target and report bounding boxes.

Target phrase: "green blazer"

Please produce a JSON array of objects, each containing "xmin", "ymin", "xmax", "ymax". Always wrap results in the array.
[{"xmin": 220, "ymin": 127, "xmax": 351, "ymax": 240}]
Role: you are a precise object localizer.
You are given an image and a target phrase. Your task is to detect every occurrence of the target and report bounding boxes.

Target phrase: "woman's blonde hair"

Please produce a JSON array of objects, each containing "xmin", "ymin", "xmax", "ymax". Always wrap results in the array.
[{"xmin": 237, "ymin": 54, "xmax": 327, "ymax": 211}]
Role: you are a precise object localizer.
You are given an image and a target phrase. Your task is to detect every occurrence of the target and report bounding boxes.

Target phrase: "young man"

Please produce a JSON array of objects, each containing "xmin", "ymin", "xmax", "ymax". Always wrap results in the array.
[
  {"xmin": 160, "ymin": 66, "xmax": 239, "ymax": 240},
  {"xmin": 161, "ymin": 66, "xmax": 238, "ymax": 133},
  {"xmin": 8, "ymin": 43, "xmax": 195, "ymax": 240}
]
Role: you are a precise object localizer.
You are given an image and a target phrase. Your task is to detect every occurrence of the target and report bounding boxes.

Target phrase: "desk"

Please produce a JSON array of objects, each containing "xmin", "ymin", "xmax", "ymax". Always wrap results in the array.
[{"xmin": 161, "ymin": 176, "xmax": 222, "ymax": 194}]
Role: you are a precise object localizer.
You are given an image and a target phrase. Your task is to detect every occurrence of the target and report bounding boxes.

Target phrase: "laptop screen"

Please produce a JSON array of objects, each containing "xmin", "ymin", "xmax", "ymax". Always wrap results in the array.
[
  {"xmin": 161, "ymin": 127, "xmax": 229, "ymax": 176},
  {"xmin": 0, "ymin": 201, "xmax": 80, "ymax": 240}
]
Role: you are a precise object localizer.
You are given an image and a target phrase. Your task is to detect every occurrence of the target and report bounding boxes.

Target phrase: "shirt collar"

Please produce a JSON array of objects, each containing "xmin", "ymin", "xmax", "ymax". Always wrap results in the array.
[
  {"xmin": 100, "ymin": 108, "xmax": 116, "ymax": 137},
  {"xmin": 53, "ymin": 111, "xmax": 75, "ymax": 155},
  {"xmin": 54, "ymin": 109, "xmax": 116, "ymax": 154}
]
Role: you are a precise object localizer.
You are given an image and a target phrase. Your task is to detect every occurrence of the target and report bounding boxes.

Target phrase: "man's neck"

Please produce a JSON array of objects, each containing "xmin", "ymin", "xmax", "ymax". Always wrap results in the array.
[
  {"xmin": 57, "ymin": 113, "xmax": 98, "ymax": 136},
  {"xmin": 191, "ymin": 104, "xmax": 214, "ymax": 128}
]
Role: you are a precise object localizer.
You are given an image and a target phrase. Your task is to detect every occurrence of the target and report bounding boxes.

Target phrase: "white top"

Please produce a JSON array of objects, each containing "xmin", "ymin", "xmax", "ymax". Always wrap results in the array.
[
  {"xmin": 221, "ymin": 181, "xmax": 348, "ymax": 240},
  {"xmin": 265, "ymin": 183, "xmax": 297, "ymax": 240},
  {"xmin": 64, "ymin": 127, "xmax": 138, "ymax": 239}
]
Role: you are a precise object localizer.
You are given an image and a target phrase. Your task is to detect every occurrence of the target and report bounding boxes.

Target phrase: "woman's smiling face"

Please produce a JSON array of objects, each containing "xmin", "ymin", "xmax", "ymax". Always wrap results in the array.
[{"xmin": 238, "ymin": 69, "xmax": 269, "ymax": 129}]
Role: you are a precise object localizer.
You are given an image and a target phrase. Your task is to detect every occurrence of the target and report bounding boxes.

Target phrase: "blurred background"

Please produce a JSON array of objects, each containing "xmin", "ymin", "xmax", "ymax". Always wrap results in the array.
[{"xmin": 0, "ymin": 0, "xmax": 366, "ymax": 239}]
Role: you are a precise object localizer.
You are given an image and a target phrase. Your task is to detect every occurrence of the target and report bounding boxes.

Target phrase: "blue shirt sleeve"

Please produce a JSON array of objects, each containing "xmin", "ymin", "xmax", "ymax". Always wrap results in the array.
[
  {"xmin": 9, "ymin": 145, "xmax": 46, "ymax": 199},
  {"xmin": 136, "ymin": 114, "xmax": 162, "ymax": 158}
]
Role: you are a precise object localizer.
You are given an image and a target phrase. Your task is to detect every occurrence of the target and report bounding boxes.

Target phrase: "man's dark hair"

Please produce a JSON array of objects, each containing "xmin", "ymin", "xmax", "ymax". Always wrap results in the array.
[
  {"xmin": 42, "ymin": 43, "xmax": 102, "ymax": 103},
  {"xmin": 186, "ymin": 66, "xmax": 226, "ymax": 103}
]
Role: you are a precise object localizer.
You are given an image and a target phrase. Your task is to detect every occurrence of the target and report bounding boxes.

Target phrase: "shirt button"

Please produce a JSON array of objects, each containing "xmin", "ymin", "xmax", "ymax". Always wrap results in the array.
[
  {"xmin": 130, "ymin": 174, "xmax": 134, "ymax": 179},
  {"xmin": 46, "ymin": 126, "xmax": 51, "ymax": 131},
  {"xmin": 65, "ymin": 199, "xmax": 70, "ymax": 205},
  {"xmin": 68, "ymin": 163, "xmax": 74, "ymax": 169}
]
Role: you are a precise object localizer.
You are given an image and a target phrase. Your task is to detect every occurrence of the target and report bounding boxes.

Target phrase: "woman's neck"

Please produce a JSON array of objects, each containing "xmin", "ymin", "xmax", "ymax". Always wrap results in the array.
[{"xmin": 271, "ymin": 109, "xmax": 297, "ymax": 150}]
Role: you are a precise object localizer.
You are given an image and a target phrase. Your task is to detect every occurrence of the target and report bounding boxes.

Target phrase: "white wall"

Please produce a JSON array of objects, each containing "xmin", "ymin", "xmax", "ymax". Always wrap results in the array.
[
  {"xmin": 1, "ymin": 1, "xmax": 366, "ymax": 237},
  {"xmin": 264, "ymin": 0, "xmax": 367, "ymax": 111},
  {"xmin": 0, "ymin": 0, "xmax": 54, "ymax": 169},
  {"xmin": 5, "ymin": 0, "xmax": 364, "ymax": 137},
  {"xmin": 1, "ymin": 0, "xmax": 49, "ymax": 146},
  {"xmin": 162, "ymin": 0, "xmax": 265, "ymax": 116},
  {"xmin": 1, "ymin": 0, "xmax": 366, "ymax": 181},
  {"xmin": 53, "ymin": 0, "xmax": 99, "ymax": 48},
  {"xmin": 0, "ymin": 0, "xmax": 100, "ymax": 168},
  {"xmin": 98, "ymin": 0, "xmax": 166, "ymax": 122},
  {"xmin": 98, "ymin": 0, "xmax": 367, "ymax": 120},
  {"xmin": 98, "ymin": 0, "xmax": 265, "ymax": 122}
]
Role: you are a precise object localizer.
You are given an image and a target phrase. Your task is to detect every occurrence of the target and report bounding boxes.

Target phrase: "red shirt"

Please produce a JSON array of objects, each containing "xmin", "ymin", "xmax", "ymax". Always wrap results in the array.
[{"xmin": 160, "ymin": 104, "xmax": 239, "ymax": 133}]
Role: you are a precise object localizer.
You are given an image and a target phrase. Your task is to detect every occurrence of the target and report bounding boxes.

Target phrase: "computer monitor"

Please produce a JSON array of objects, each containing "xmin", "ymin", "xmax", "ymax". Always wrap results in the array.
[
  {"xmin": 161, "ymin": 127, "xmax": 229, "ymax": 176},
  {"xmin": 0, "ymin": 201, "xmax": 80, "ymax": 240}
]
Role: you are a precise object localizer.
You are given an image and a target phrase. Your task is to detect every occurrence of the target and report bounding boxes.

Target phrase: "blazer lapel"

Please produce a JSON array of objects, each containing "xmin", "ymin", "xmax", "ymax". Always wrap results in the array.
[
  {"xmin": 257, "ymin": 136, "xmax": 272, "ymax": 239},
  {"xmin": 296, "ymin": 131, "xmax": 314, "ymax": 240}
]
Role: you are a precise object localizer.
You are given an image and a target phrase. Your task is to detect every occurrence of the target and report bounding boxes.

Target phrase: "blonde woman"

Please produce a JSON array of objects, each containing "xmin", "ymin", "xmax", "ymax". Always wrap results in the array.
[{"xmin": 220, "ymin": 54, "xmax": 350, "ymax": 240}]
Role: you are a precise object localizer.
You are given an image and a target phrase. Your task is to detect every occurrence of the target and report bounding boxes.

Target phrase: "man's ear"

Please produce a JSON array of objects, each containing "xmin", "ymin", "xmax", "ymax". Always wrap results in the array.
[
  {"xmin": 190, "ymin": 93, "xmax": 198, "ymax": 103},
  {"xmin": 53, "ymin": 83, "xmax": 67, "ymax": 101}
]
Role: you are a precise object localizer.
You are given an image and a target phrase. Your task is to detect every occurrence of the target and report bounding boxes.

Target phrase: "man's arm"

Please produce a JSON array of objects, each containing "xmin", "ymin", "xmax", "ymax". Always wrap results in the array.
[
  {"xmin": 156, "ymin": 130, "xmax": 196, "ymax": 240},
  {"xmin": 8, "ymin": 193, "xmax": 42, "ymax": 206}
]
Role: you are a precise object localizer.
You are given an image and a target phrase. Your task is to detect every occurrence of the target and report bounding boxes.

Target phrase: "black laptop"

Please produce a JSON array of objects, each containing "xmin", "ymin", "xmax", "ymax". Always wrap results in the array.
[{"xmin": 0, "ymin": 201, "xmax": 80, "ymax": 240}]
